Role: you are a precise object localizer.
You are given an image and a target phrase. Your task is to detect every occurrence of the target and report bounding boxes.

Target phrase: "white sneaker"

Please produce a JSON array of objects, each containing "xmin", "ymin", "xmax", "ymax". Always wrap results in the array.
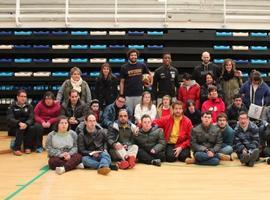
[
  {"xmin": 55, "ymin": 167, "xmax": 65, "ymax": 175},
  {"xmin": 76, "ymin": 163, "xmax": 84, "ymax": 169}
]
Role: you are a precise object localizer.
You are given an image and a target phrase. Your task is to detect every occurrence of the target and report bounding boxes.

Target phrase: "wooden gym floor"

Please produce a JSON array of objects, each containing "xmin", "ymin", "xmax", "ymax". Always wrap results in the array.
[{"xmin": 1, "ymin": 132, "xmax": 270, "ymax": 200}]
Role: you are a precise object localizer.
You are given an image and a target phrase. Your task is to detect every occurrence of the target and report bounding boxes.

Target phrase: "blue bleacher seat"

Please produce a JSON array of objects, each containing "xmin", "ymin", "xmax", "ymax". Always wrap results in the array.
[
  {"xmin": 0, "ymin": 72, "xmax": 13, "ymax": 77},
  {"xmin": 14, "ymin": 45, "xmax": 32, "ymax": 49},
  {"xmin": 250, "ymin": 59, "xmax": 268, "ymax": 64},
  {"xmin": 90, "ymin": 45, "xmax": 107, "ymax": 49},
  {"xmin": 33, "ymin": 31, "xmax": 50, "ymax": 35},
  {"xmin": 51, "ymin": 31, "xmax": 68, "ymax": 35},
  {"xmin": 128, "ymin": 45, "xmax": 144, "ymax": 49},
  {"xmin": 128, "ymin": 31, "xmax": 144, "ymax": 35},
  {"xmin": 0, "ymin": 58, "xmax": 13, "ymax": 62},
  {"xmin": 52, "ymin": 72, "xmax": 69, "ymax": 77},
  {"xmin": 147, "ymin": 45, "xmax": 164, "ymax": 49},
  {"xmin": 33, "ymin": 58, "xmax": 50, "ymax": 63},
  {"xmin": 71, "ymin": 58, "xmax": 88, "ymax": 63},
  {"xmin": 251, "ymin": 46, "xmax": 268, "ymax": 50},
  {"xmin": 147, "ymin": 31, "xmax": 164, "ymax": 36},
  {"xmin": 71, "ymin": 45, "xmax": 88, "ymax": 49},
  {"xmin": 0, "ymin": 31, "xmax": 12, "ymax": 35},
  {"xmin": 14, "ymin": 58, "xmax": 32, "ymax": 63},
  {"xmin": 71, "ymin": 31, "xmax": 88, "ymax": 35},
  {"xmin": 213, "ymin": 59, "xmax": 225, "ymax": 64},
  {"xmin": 14, "ymin": 31, "xmax": 32, "ymax": 35},
  {"xmin": 234, "ymin": 59, "xmax": 249, "ymax": 63},
  {"xmin": 241, "ymin": 73, "xmax": 249, "ymax": 77},
  {"xmin": 33, "ymin": 45, "xmax": 50, "ymax": 49},
  {"xmin": 216, "ymin": 32, "xmax": 232, "ymax": 37},
  {"xmin": 137, "ymin": 58, "xmax": 145, "ymax": 62},
  {"xmin": 89, "ymin": 72, "xmax": 100, "ymax": 77},
  {"xmin": 250, "ymin": 32, "xmax": 268, "ymax": 37},
  {"xmin": 109, "ymin": 45, "xmax": 126, "ymax": 49},
  {"xmin": 213, "ymin": 45, "xmax": 230, "ymax": 50},
  {"xmin": 109, "ymin": 58, "xmax": 125, "ymax": 63}
]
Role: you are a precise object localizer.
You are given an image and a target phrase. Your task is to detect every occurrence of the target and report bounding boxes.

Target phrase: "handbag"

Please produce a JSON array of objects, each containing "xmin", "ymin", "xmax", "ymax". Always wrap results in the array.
[{"xmin": 248, "ymin": 103, "xmax": 264, "ymax": 120}]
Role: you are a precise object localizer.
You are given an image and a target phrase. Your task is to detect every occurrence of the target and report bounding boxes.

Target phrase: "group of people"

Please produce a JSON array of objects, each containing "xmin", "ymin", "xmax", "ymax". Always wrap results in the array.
[{"xmin": 7, "ymin": 49, "xmax": 270, "ymax": 176}]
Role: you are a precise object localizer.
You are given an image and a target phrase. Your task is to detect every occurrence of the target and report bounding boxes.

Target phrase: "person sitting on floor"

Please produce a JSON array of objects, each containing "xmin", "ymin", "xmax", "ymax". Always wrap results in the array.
[
  {"xmin": 134, "ymin": 114, "xmax": 166, "ymax": 166},
  {"xmin": 187, "ymin": 111, "xmax": 230, "ymax": 165},
  {"xmin": 153, "ymin": 101, "xmax": 193, "ymax": 163},
  {"xmin": 234, "ymin": 111, "xmax": 260, "ymax": 167},
  {"xmin": 107, "ymin": 109, "xmax": 138, "ymax": 170},
  {"xmin": 216, "ymin": 113, "xmax": 234, "ymax": 158},
  {"xmin": 77, "ymin": 114, "xmax": 116, "ymax": 175},
  {"xmin": 45, "ymin": 116, "xmax": 82, "ymax": 175}
]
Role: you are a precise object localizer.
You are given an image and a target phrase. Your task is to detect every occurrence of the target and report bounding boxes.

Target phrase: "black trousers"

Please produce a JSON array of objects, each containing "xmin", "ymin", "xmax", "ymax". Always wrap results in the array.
[
  {"xmin": 35, "ymin": 123, "xmax": 55, "ymax": 148},
  {"xmin": 14, "ymin": 125, "xmax": 35, "ymax": 151},
  {"xmin": 137, "ymin": 148, "xmax": 166, "ymax": 164},
  {"xmin": 166, "ymin": 144, "xmax": 191, "ymax": 162}
]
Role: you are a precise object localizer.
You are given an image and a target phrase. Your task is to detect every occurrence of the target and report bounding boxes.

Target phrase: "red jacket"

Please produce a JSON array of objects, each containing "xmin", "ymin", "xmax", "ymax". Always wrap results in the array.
[
  {"xmin": 201, "ymin": 97, "xmax": 225, "ymax": 123},
  {"xmin": 178, "ymin": 82, "xmax": 200, "ymax": 110},
  {"xmin": 34, "ymin": 101, "xmax": 61, "ymax": 125},
  {"xmin": 153, "ymin": 115, "xmax": 193, "ymax": 149}
]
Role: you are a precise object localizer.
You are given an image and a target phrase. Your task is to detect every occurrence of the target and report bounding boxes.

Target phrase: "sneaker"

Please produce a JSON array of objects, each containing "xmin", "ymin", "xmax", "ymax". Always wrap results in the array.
[
  {"xmin": 25, "ymin": 149, "xmax": 31, "ymax": 154},
  {"xmin": 76, "ymin": 163, "xmax": 84, "ymax": 169},
  {"xmin": 248, "ymin": 149, "xmax": 259, "ymax": 167},
  {"xmin": 55, "ymin": 167, "xmax": 65, "ymax": 175},
  {"xmin": 13, "ymin": 150, "xmax": 23, "ymax": 156},
  {"xmin": 266, "ymin": 157, "xmax": 270, "ymax": 165},
  {"xmin": 127, "ymin": 156, "xmax": 136, "ymax": 169},
  {"xmin": 185, "ymin": 157, "xmax": 195, "ymax": 164},
  {"xmin": 151, "ymin": 159, "xmax": 161, "ymax": 167},
  {"xmin": 36, "ymin": 147, "xmax": 43, "ymax": 153},
  {"xmin": 97, "ymin": 167, "xmax": 111, "ymax": 175},
  {"xmin": 109, "ymin": 163, "xmax": 119, "ymax": 171},
  {"xmin": 218, "ymin": 153, "xmax": 231, "ymax": 161},
  {"xmin": 117, "ymin": 161, "xmax": 129, "ymax": 170}
]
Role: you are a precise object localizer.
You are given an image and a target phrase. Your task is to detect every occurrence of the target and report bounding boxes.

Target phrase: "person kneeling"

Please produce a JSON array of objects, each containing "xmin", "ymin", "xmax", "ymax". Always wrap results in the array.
[
  {"xmin": 134, "ymin": 114, "xmax": 166, "ymax": 166},
  {"xmin": 77, "ymin": 114, "xmax": 113, "ymax": 175}
]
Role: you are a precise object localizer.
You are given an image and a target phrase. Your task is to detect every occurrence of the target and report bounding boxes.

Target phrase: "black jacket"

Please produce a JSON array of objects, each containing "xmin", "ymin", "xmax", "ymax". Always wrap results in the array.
[
  {"xmin": 95, "ymin": 75, "xmax": 118, "ymax": 109},
  {"xmin": 192, "ymin": 62, "xmax": 221, "ymax": 86},
  {"xmin": 77, "ymin": 125, "xmax": 108, "ymax": 156},
  {"xmin": 226, "ymin": 103, "xmax": 248, "ymax": 129},
  {"xmin": 61, "ymin": 100, "xmax": 85, "ymax": 122},
  {"xmin": 152, "ymin": 65, "xmax": 179, "ymax": 100}
]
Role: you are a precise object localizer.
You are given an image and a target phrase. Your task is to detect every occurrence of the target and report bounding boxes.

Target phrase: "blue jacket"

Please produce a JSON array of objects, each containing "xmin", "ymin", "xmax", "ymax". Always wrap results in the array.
[
  {"xmin": 239, "ymin": 79, "xmax": 270, "ymax": 108},
  {"xmin": 233, "ymin": 121, "xmax": 259, "ymax": 154},
  {"xmin": 101, "ymin": 103, "xmax": 132, "ymax": 128}
]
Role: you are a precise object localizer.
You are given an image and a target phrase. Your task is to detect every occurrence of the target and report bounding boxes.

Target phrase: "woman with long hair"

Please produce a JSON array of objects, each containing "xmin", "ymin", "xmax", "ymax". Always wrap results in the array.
[
  {"xmin": 95, "ymin": 63, "xmax": 118, "ymax": 109},
  {"xmin": 220, "ymin": 58, "xmax": 242, "ymax": 106},
  {"xmin": 134, "ymin": 91, "xmax": 157, "ymax": 125}
]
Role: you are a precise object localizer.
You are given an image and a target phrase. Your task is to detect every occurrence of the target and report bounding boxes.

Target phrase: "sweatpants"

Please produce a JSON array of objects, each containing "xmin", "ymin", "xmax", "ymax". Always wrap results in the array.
[
  {"xmin": 137, "ymin": 148, "xmax": 166, "ymax": 164},
  {"xmin": 166, "ymin": 144, "xmax": 191, "ymax": 162},
  {"xmin": 48, "ymin": 153, "xmax": 82, "ymax": 171}
]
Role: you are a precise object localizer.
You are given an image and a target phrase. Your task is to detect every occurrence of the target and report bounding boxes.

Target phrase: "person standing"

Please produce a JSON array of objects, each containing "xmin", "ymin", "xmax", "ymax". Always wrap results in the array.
[
  {"xmin": 152, "ymin": 53, "xmax": 179, "ymax": 105},
  {"xmin": 119, "ymin": 49, "xmax": 151, "ymax": 114}
]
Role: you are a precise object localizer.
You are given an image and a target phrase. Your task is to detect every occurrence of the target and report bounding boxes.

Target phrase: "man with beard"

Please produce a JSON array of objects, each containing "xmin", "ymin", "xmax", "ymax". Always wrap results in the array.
[{"xmin": 120, "ymin": 49, "xmax": 151, "ymax": 114}]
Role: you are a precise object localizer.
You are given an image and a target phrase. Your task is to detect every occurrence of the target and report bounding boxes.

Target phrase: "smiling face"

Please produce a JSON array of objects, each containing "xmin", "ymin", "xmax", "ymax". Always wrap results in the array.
[
  {"xmin": 225, "ymin": 60, "xmax": 233, "ymax": 72},
  {"xmin": 129, "ymin": 52, "xmax": 138, "ymax": 63},
  {"xmin": 142, "ymin": 93, "xmax": 151, "ymax": 105},
  {"xmin": 201, "ymin": 52, "xmax": 210, "ymax": 64},
  {"xmin": 71, "ymin": 70, "xmax": 81, "ymax": 81},
  {"xmin": 206, "ymin": 74, "xmax": 214, "ymax": 85},
  {"xmin": 141, "ymin": 116, "xmax": 152, "ymax": 132},
  {"xmin": 17, "ymin": 92, "xmax": 27, "ymax": 105},
  {"xmin": 102, "ymin": 66, "xmax": 110, "ymax": 77},
  {"xmin": 239, "ymin": 113, "xmax": 249, "ymax": 129}
]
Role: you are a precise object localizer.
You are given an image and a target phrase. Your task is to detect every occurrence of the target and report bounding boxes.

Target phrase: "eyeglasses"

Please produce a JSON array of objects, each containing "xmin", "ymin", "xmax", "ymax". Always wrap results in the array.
[
  {"xmin": 18, "ymin": 95, "xmax": 27, "ymax": 98},
  {"xmin": 117, "ymin": 99, "xmax": 125, "ymax": 103},
  {"xmin": 119, "ymin": 115, "xmax": 128, "ymax": 117}
]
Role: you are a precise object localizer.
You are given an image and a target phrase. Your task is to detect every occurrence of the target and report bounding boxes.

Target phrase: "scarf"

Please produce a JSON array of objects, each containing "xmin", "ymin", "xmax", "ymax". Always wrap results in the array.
[
  {"xmin": 70, "ymin": 77, "xmax": 83, "ymax": 93},
  {"xmin": 222, "ymin": 70, "xmax": 234, "ymax": 81}
]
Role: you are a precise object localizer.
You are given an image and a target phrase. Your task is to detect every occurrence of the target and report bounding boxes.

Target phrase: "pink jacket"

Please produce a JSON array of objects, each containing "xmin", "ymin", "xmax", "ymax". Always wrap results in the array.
[{"xmin": 34, "ymin": 101, "xmax": 61, "ymax": 125}]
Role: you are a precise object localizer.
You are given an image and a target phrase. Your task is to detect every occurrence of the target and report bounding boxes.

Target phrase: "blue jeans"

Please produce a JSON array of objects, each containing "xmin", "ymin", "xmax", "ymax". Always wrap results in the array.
[
  {"xmin": 82, "ymin": 152, "xmax": 111, "ymax": 169},
  {"xmin": 219, "ymin": 144, "xmax": 233, "ymax": 155},
  {"xmin": 194, "ymin": 152, "xmax": 220, "ymax": 166}
]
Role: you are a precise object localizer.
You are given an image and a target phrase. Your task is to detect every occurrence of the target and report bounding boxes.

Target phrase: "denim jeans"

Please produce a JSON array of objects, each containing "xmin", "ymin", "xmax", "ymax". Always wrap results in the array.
[
  {"xmin": 219, "ymin": 144, "xmax": 233, "ymax": 155},
  {"xmin": 82, "ymin": 152, "xmax": 111, "ymax": 169},
  {"xmin": 194, "ymin": 152, "xmax": 220, "ymax": 166}
]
